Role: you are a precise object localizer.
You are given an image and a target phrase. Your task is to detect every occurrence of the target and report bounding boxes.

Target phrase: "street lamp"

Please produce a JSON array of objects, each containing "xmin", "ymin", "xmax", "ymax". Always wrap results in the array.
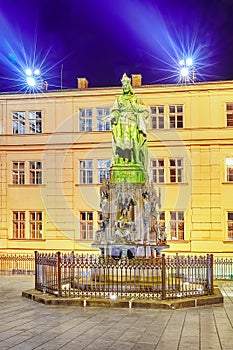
[
  {"xmin": 25, "ymin": 68, "xmax": 48, "ymax": 91},
  {"xmin": 178, "ymin": 57, "xmax": 195, "ymax": 84}
]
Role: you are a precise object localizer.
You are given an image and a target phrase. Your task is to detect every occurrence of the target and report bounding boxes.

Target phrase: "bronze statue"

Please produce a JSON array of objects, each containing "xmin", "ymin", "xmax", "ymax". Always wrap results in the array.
[{"xmin": 110, "ymin": 73, "xmax": 149, "ymax": 170}]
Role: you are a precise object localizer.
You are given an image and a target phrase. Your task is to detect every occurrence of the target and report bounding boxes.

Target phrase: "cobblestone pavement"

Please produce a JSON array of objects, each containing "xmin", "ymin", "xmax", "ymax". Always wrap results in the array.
[{"xmin": 0, "ymin": 274, "xmax": 232, "ymax": 350}]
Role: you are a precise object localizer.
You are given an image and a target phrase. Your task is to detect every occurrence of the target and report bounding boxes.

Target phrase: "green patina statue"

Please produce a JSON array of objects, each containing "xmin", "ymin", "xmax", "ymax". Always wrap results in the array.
[
  {"xmin": 111, "ymin": 73, "xmax": 149, "ymax": 171},
  {"xmin": 93, "ymin": 73, "xmax": 168, "ymax": 254}
]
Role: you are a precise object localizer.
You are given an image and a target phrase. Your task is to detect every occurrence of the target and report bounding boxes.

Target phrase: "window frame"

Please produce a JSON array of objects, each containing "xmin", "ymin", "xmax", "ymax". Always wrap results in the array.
[
  {"xmin": 169, "ymin": 158, "xmax": 184, "ymax": 183},
  {"xmin": 169, "ymin": 211, "xmax": 184, "ymax": 240},
  {"xmin": 80, "ymin": 160, "xmax": 93, "ymax": 184},
  {"xmin": 169, "ymin": 105, "xmax": 184, "ymax": 129},
  {"xmin": 150, "ymin": 158, "xmax": 165, "ymax": 183},
  {"xmin": 29, "ymin": 161, "xmax": 43, "ymax": 185},
  {"xmin": 13, "ymin": 211, "xmax": 26, "ymax": 239},
  {"xmin": 29, "ymin": 111, "xmax": 42, "ymax": 134},
  {"xmin": 29, "ymin": 211, "xmax": 43, "ymax": 239},
  {"xmin": 96, "ymin": 108, "xmax": 111, "ymax": 131},
  {"xmin": 12, "ymin": 162, "xmax": 25, "ymax": 185},
  {"xmin": 97, "ymin": 159, "xmax": 111, "ymax": 183},
  {"xmin": 226, "ymin": 157, "xmax": 233, "ymax": 182},
  {"xmin": 12, "ymin": 111, "xmax": 26, "ymax": 134},
  {"xmin": 226, "ymin": 103, "xmax": 233, "ymax": 127},
  {"xmin": 79, "ymin": 108, "xmax": 93, "ymax": 132},
  {"xmin": 150, "ymin": 106, "xmax": 165, "ymax": 129},
  {"xmin": 80, "ymin": 211, "xmax": 93, "ymax": 240}
]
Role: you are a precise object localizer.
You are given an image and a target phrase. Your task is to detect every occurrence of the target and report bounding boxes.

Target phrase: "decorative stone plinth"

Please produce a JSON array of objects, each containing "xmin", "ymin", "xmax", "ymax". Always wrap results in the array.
[{"xmin": 110, "ymin": 164, "xmax": 146, "ymax": 184}]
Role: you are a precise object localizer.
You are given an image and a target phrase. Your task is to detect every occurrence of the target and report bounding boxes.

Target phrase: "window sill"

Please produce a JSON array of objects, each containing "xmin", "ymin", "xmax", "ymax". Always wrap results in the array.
[
  {"xmin": 8, "ymin": 184, "xmax": 45, "ymax": 187},
  {"xmin": 155, "ymin": 182, "xmax": 189, "ymax": 186},
  {"xmin": 223, "ymin": 240, "xmax": 233, "ymax": 243},
  {"xmin": 10, "ymin": 238, "xmax": 45, "ymax": 241},
  {"xmin": 75, "ymin": 183, "xmax": 96, "ymax": 186},
  {"xmin": 222, "ymin": 182, "xmax": 233, "ymax": 185},
  {"xmin": 167, "ymin": 240, "xmax": 189, "ymax": 243},
  {"xmin": 78, "ymin": 239, "xmax": 94, "ymax": 242}
]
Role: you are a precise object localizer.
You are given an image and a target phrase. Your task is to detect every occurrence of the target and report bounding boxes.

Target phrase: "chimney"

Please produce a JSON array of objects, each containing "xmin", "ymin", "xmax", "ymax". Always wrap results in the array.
[
  {"xmin": 77, "ymin": 78, "xmax": 88, "ymax": 89},
  {"xmin": 131, "ymin": 74, "xmax": 142, "ymax": 88}
]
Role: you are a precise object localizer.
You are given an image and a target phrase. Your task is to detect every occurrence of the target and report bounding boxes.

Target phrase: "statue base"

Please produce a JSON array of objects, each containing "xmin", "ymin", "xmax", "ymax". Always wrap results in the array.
[
  {"xmin": 92, "ymin": 242, "xmax": 170, "ymax": 258},
  {"xmin": 110, "ymin": 164, "xmax": 146, "ymax": 184}
]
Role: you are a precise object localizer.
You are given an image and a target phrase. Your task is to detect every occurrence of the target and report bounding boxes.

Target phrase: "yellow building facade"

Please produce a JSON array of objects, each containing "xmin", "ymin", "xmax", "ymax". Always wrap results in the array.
[{"xmin": 1, "ymin": 77, "xmax": 233, "ymax": 257}]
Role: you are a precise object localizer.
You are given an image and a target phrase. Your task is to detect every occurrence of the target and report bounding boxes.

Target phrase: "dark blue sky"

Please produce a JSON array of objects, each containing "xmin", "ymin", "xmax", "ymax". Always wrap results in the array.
[{"xmin": 0, "ymin": 0, "xmax": 233, "ymax": 91}]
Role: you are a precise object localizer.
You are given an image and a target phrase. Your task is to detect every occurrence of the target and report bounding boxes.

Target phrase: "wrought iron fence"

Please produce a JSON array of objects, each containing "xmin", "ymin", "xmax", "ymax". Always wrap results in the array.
[
  {"xmin": 35, "ymin": 252, "xmax": 213, "ymax": 300},
  {"xmin": 1, "ymin": 252, "xmax": 232, "ymax": 286},
  {"xmin": 214, "ymin": 258, "xmax": 233, "ymax": 279},
  {"xmin": 0, "ymin": 254, "xmax": 35, "ymax": 274}
]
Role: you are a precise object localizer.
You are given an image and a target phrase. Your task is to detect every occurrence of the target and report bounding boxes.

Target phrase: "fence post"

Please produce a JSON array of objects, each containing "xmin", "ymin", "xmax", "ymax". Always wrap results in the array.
[
  {"xmin": 34, "ymin": 251, "xmax": 38, "ymax": 290},
  {"xmin": 161, "ymin": 254, "xmax": 166, "ymax": 300},
  {"xmin": 57, "ymin": 252, "xmax": 62, "ymax": 297},
  {"xmin": 71, "ymin": 251, "xmax": 75, "ymax": 283},
  {"xmin": 208, "ymin": 254, "xmax": 214, "ymax": 295}
]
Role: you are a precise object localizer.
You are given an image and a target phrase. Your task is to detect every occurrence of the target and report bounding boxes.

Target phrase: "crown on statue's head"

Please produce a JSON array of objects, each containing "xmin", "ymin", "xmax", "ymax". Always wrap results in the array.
[{"xmin": 121, "ymin": 73, "xmax": 131, "ymax": 86}]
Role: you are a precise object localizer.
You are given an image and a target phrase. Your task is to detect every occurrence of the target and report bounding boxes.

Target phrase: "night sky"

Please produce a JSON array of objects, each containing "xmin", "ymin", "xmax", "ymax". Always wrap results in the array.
[{"xmin": 0, "ymin": 0, "xmax": 233, "ymax": 92}]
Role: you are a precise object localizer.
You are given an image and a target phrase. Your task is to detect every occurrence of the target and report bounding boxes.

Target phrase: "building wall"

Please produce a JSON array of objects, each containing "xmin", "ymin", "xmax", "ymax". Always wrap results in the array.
[{"xmin": 0, "ymin": 81, "xmax": 233, "ymax": 256}]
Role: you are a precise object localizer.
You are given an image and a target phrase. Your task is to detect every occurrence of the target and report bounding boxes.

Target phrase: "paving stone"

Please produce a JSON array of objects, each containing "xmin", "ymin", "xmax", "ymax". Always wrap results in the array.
[{"xmin": 0, "ymin": 274, "xmax": 233, "ymax": 350}]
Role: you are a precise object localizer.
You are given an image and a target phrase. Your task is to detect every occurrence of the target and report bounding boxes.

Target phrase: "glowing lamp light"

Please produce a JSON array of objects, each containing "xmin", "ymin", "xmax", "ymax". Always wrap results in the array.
[
  {"xmin": 25, "ymin": 68, "xmax": 32, "ymax": 76},
  {"xmin": 178, "ymin": 56, "xmax": 195, "ymax": 84},
  {"xmin": 24, "ymin": 66, "xmax": 48, "ymax": 92},
  {"xmin": 180, "ymin": 67, "xmax": 189, "ymax": 77},
  {"xmin": 25, "ymin": 68, "xmax": 41, "ymax": 88},
  {"xmin": 186, "ymin": 58, "xmax": 193, "ymax": 66},
  {"xmin": 26, "ymin": 76, "xmax": 36, "ymax": 87},
  {"xmin": 109, "ymin": 294, "xmax": 117, "ymax": 300}
]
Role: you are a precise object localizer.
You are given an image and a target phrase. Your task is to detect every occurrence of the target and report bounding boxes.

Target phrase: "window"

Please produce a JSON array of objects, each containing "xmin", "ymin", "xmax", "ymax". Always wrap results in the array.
[
  {"xmin": 29, "ymin": 111, "xmax": 42, "ymax": 133},
  {"xmin": 97, "ymin": 108, "xmax": 110, "ymax": 131},
  {"xmin": 169, "ymin": 105, "xmax": 183, "ymax": 128},
  {"xmin": 13, "ymin": 211, "xmax": 25, "ymax": 239},
  {"xmin": 80, "ymin": 211, "xmax": 93, "ymax": 240},
  {"xmin": 80, "ymin": 160, "xmax": 93, "ymax": 184},
  {"xmin": 227, "ymin": 212, "xmax": 233, "ymax": 240},
  {"xmin": 158, "ymin": 211, "xmax": 166, "ymax": 230},
  {"xmin": 150, "ymin": 106, "xmax": 165, "ymax": 129},
  {"xmin": 97, "ymin": 159, "xmax": 111, "ymax": 183},
  {"xmin": 29, "ymin": 212, "xmax": 43, "ymax": 239},
  {"xmin": 97, "ymin": 211, "xmax": 103, "ymax": 230},
  {"xmin": 12, "ymin": 111, "xmax": 42, "ymax": 134},
  {"xmin": 150, "ymin": 159, "xmax": 165, "ymax": 183},
  {"xmin": 169, "ymin": 158, "xmax": 184, "ymax": 183},
  {"xmin": 12, "ymin": 162, "xmax": 25, "ymax": 184},
  {"xmin": 170, "ymin": 211, "xmax": 184, "ymax": 240},
  {"xmin": 12, "ymin": 211, "xmax": 43, "ymax": 239},
  {"xmin": 226, "ymin": 158, "xmax": 233, "ymax": 182},
  {"xmin": 30, "ymin": 161, "xmax": 42, "ymax": 184},
  {"xmin": 149, "ymin": 104, "xmax": 184, "ymax": 129},
  {"xmin": 12, "ymin": 112, "xmax": 26, "ymax": 134},
  {"xmin": 226, "ymin": 103, "xmax": 233, "ymax": 127},
  {"xmin": 79, "ymin": 108, "xmax": 93, "ymax": 131},
  {"xmin": 12, "ymin": 161, "xmax": 42, "ymax": 185}
]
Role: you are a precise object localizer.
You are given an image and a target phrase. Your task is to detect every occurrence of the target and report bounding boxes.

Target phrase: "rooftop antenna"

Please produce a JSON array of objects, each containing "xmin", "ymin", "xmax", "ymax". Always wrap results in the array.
[{"xmin": 61, "ymin": 64, "xmax": 63, "ymax": 89}]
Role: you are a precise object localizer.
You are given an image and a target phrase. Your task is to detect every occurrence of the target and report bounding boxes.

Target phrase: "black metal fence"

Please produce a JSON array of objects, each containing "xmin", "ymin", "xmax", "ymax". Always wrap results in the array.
[
  {"xmin": 214, "ymin": 258, "xmax": 233, "ymax": 279},
  {"xmin": 1, "ymin": 252, "xmax": 232, "ymax": 289},
  {"xmin": 34, "ymin": 252, "xmax": 214, "ymax": 300},
  {"xmin": 0, "ymin": 254, "xmax": 35, "ymax": 274}
]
